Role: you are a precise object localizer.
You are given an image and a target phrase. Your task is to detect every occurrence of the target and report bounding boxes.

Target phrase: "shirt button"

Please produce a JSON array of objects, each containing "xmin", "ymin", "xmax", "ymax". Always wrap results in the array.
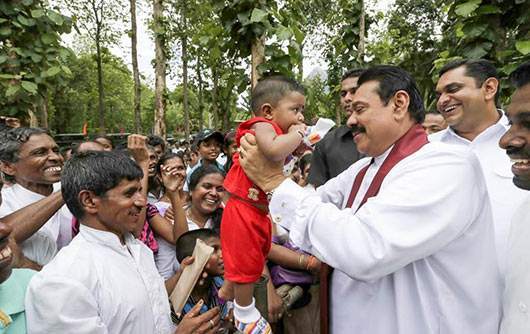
[
  {"xmin": 275, "ymin": 216, "xmax": 281, "ymax": 222},
  {"xmin": 281, "ymin": 201, "xmax": 286, "ymax": 207},
  {"xmin": 519, "ymin": 302, "xmax": 527, "ymax": 313}
]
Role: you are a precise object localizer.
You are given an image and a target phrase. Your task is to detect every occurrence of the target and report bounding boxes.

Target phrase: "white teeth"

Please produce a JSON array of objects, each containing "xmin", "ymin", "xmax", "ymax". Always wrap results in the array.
[
  {"xmin": 0, "ymin": 246, "xmax": 11, "ymax": 260},
  {"xmin": 45, "ymin": 166, "xmax": 62, "ymax": 172},
  {"xmin": 511, "ymin": 159, "xmax": 530, "ymax": 164},
  {"xmin": 444, "ymin": 105, "xmax": 457, "ymax": 112}
]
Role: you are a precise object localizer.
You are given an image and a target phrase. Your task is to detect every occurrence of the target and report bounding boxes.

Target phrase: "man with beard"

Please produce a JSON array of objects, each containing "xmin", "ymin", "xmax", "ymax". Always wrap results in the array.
[
  {"xmin": 499, "ymin": 61, "xmax": 530, "ymax": 333},
  {"xmin": 238, "ymin": 66, "xmax": 500, "ymax": 333},
  {"xmin": 307, "ymin": 69, "xmax": 364, "ymax": 187},
  {"xmin": 0, "ymin": 127, "xmax": 72, "ymax": 268},
  {"xmin": 431, "ymin": 59, "xmax": 527, "ymax": 280}
]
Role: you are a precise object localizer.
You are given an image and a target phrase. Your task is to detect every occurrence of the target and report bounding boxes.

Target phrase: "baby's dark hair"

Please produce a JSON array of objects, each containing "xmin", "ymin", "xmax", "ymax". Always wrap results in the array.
[
  {"xmin": 251, "ymin": 76, "xmax": 305, "ymax": 116},
  {"xmin": 176, "ymin": 228, "xmax": 219, "ymax": 263}
]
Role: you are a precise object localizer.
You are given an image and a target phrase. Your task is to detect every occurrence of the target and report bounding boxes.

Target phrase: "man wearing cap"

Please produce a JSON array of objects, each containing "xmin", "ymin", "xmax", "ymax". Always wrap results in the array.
[{"xmin": 186, "ymin": 129, "xmax": 225, "ymax": 185}]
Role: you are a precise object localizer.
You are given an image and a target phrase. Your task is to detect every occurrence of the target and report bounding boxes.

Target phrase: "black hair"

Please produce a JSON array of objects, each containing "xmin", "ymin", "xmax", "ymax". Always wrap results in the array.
[
  {"xmin": 157, "ymin": 152, "xmax": 184, "ymax": 175},
  {"xmin": 61, "ymin": 151, "xmax": 143, "ymax": 220},
  {"xmin": 299, "ymin": 153, "xmax": 313, "ymax": 177},
  {"xmin": 251, "ymin": 75, "xmax": 305, "ymax": 116},
  {"xmin": 342, "ymin": 68, "xmax": 367, "ymax": 81},
  {"xmin": 357, "ymin": 65, "xmax": 425, "ymax": 124},
  {"xmin": 439, "ymin": 59, "xmax": 500, "ymax": 105},
  {"xmin": 190, "ymin": 144, "xmax": 199, "ymax": 154},
  {"xmin": 176, "ymin": 228, "xmax": 219, "ymax": 263},
  {"xmin": 223, "ymin": 131, "xmax": 237, "ymax": 172},
  {"xmin": 510, "ymin": 61, "xmax": 530, "ymax": 89},
  {"xmin": 0, "ymin": 127, "xmax": 51, "ymax": 183},
  {"xmin": 148, "ymin": 135, "xmax": 166, "ymax": 152},
  {"xmin": 92, "ymin": 135, "xmax": 115, "ymax": 150},
  {"xmin": 71, "ymin": 140, "xmax": 104, "ymax": 155}
]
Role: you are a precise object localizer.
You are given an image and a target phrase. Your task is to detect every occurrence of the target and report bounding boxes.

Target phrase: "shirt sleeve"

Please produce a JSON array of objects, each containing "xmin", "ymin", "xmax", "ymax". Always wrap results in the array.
[
  {"xmin": 25, "ymin": 275, "xmax": 109, "ymax": 334},
  {"xmin": 269, "ymin": 149, "xmax": 488, "ymax": 283}
]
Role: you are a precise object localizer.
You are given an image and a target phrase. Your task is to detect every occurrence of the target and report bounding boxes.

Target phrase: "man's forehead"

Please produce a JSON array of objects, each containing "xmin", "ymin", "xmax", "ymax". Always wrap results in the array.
[
  {"xmin": 507, "ymin": 84, "xmax": 530, "ymax": 115},
  {"xmin": 353, "ymin": 80, "xmax": 380, "ymax": 103},
  {"xmin": 21, "ymin": 133, "xmax": 56, "ymax": 150},
  {"xmin": 436, "ymin": 66, "xmax": 473, "ymax": 89},
  {"xmin": 341, "ymin": 76, "xmax": 359, "ymax": 90}
]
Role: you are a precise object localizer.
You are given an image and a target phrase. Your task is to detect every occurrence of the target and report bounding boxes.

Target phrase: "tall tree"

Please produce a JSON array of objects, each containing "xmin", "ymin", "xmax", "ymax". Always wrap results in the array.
[
  {"xmin": 153, "ymin": 0, "xmax": 167, "ymax": 138},
  {"xmin": 66, "ymin": 0, "xmax": 126, "ymax": 134},
  {"xmin": 130, "ymin": 0, "xmax": 141, "ymax": 133}
]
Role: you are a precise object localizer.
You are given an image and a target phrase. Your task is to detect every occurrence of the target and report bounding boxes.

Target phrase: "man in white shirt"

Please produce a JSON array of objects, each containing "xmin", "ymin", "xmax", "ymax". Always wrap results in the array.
[
  {"xmin": 0, "ymin": 127, "xmax": 72, "ymax": 268},
  {"xmin": 499, "ymin": 61, "xmax": 530, "ymax": 333},
  {"xmin": 431, "ymin": 59, "xmax": 527, "ymax": 279},
  {"xmin": 238, "ymin": 65, "xmax": 501, "ymax": 334},
  {"xmin": 25, "ymin": 150, "xmax": 173, "ymax": 333}
]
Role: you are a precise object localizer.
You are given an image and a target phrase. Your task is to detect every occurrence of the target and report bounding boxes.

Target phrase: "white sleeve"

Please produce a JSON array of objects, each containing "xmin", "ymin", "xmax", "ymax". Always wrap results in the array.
[
  {"xmin": 269, "ymin": 150, "xmax": 487, "ymax": 282},
  {"xmin": 25, "ymin": 274, "xmax": 109, "ymax": 334}
]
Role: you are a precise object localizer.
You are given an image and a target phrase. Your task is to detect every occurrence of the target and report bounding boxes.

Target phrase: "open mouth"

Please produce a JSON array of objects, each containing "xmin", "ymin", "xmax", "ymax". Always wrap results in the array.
[
  {"xmin": 511, "ymin": 158, "xmax": 530, "ymax": 171},
  {"xmin": 0, "ymin": 243, "xmax": 12, "ymax": 263},
  {"xmin": 442, "ymin": 104, "xmax": 460, "ymax": 113},
  {"xmin": 44, "ymin": 166, "xmax": 62, "ymax": 173}
]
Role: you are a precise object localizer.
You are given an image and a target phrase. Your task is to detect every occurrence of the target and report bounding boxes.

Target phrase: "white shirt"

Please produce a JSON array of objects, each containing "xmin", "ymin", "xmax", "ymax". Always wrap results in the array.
[
  {"xmin": 154, "ymin": 201, "xmax": 178, "ymax": 280},
  {"xmin": 500, "ymin": 195, "xmax": 530, "ymax": 333},
  {"xmin": 429, "ymin": 113, "xmax": 527, "ymax": 278},
  {"xmin": 270, "ymin": 142, "xmax": 501, "ymax": 334},
  {"xmin": 0, "ymin": 183, "xmax": 72, "ymax": 266},
  {"xmin": 25, "ymin": 225, "xmax": 172, "ymax": 334}
]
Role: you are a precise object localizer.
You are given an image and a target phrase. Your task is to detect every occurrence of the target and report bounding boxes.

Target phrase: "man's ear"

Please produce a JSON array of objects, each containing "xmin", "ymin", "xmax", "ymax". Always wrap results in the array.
[
  {"xmin": 482, "ymin": 77, "xmax": 498, "ymax": 102},
  {"xmin": 260, "ymin": 103, "xmax": 274, "ymax": 120},
  {"xmin": 392, "ymin": 90, "xmax": 410, "ymax": 121},
  {"xmin": 0, "ymin": 161, "xmax": 16, "ymax": 177},
  {"xmin": 78, "ymin": 190, "xmax": 99, "ymax": 215}
]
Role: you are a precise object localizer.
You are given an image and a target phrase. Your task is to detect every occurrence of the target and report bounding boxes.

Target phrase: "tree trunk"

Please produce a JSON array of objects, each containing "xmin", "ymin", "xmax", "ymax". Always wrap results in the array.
[
  {"xmin": 39, "ymin": 90, "xmax": 49, "ymax": 129},
  {"xmin": 212, "ymin": 69, "xmax": 219, "ymax": 130},
  {"xmin": 298, "ymin": 42, "xmax": 304, "ymax": 82},
  {"xmin": 357, "ymin": 0, "xmax": 365, "ymax": 64},
  {"xmin": 250, "ymin": 31, "xmax": 266, "ymax": 96},
  {"xmin": 130, "ymin": 0, "xmax": 142, "ymax": 134},
  {"xmin": 334, "ymin": 91, "xmax": 341, "ymax": 126},
  {"xmin": 197, "ymin": 54, "xmax": 204, "ymax": 130},
  {"xmin": 95, "ymin": 36, "xmax": 105, "ymax": 134},
  {"xmin": 222, "ymin": 91, "xmax": 231, "ymax": 132},
  {"xmin": 153, "ymin": 0, "xmax": 166, "ymax": 138},
  {"xmin": 181, "ymin": 0, "xmax": 190, "ymax": 138},
  {"xmin": 29, "ymin": 105, "xmax": 38, "ymax": 127}
]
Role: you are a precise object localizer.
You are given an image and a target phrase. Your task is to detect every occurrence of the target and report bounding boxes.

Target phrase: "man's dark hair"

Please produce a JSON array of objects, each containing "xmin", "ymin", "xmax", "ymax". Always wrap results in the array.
[
  {"xmin": 61, "ymin": 151, "xmax": 143, "ymax": 220},
  {"xmin": 0, "ymin": 127, "xmax": 51, "ymax": 183},
  {"xmin": 299, "ymin": 153, "xmax": 313, "ymax": 176},
  {"xmin": 251, "ymin": 76, "xmax": 305, "ymax": 116},
  {"xmin": 358, "ymin": 65, "xmax": 425, "ymax": 123},
  {"xmin": 342, "ymin": 68, "xmax": 367, "ymax": 81},
  {"xmin": 92, "ymin": 134, "xmax": 115, "ymax": 150},
  {"xmin": 70, "ymin": 140, "xmax": 104, "ymax": 155},
  {"xmin": 439, "ymin": 59, "xmax": 500, "ymax": 105},
  {"xmin": 148, "ymin": 135, "xmax": 166, "ymax": 152},
  {"xmin": 190, "ymin": 144, "xmax": 199, "ymax": 154},
  {"xmin": 510, "ymin": 61, "xmax": 530, "ymax": 89},
  {"xmin": 176, "ymin": 228, "xmax": 219, "ymax": 263}
]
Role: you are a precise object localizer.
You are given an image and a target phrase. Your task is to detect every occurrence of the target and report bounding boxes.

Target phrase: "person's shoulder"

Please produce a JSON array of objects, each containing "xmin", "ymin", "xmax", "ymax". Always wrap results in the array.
[
  {"xmin": 10, "ymin": 268, "xmax": 37, "ymax": 287},
  {"xmin": 35, "ymin": 236, "xmax": 93, "ymax": 280},
  {"xmin": 428, "ymin": 128, "xmax": 449, "ymax": 142},
  {"xmin": 414, "ymin": 141, "xmax": 482, "ymax": 172}
]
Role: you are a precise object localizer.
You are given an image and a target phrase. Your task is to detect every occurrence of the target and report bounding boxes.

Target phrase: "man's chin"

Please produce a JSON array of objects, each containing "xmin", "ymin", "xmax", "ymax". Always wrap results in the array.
[{"xmin": 513, "ymin": 176, "xmax": 530, "ymax": 191}]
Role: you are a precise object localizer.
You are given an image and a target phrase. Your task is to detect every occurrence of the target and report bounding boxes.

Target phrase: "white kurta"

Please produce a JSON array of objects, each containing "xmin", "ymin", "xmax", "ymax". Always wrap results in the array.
[
  {"xmin": 270, "ymin": 141, "xmax": 501, "ymax": 334},
  {"xmin": 500, "ymin": 195, "xmax": 530, "ymax": 333},
  {"xmin": 25, "ymin": 225, "xmax": 172, "ymax": 334},
  {"xmin": 429, "ymin": 113, "xmax": 527, "ymax": 278},
  {"xmin": 0, "ymin": 183, "xmax": 72, "ymax": 266}
]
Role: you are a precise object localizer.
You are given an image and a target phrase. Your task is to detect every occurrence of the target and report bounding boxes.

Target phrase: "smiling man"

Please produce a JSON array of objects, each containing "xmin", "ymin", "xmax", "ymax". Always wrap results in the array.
[
  {"xmin": 0, "ymin": 127, "xmax": 73, "ymax": 267},
  {"xmin": 238, "ymin": 65, "xmax": 501, "ymax": 333},
  {"xmin": 25, "ymin": 151, "xmax": 172, "ymax": 333},
  {"xmin": 431, "ymin": 59, "xmax": 527, "ymax": 280},
  {"xmin": 499, "ymin": 61, "xmax": 530, "ymax": 333}
]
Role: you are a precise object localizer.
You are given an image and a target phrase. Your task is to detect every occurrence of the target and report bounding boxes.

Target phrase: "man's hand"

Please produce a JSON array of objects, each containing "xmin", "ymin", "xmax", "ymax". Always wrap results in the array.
[
  {"xmin": 267, "ymin": 283, "xmax": 285, "ymax": 323},
  {"xmin": 1, "ymin": 116, "xmax": 21, "ymax": 128},
  {"xmin": 239, "ymin": 133, "xmax": 286, "ymax": 193},
  {"xmin": 175, "ymin": 302, "xmax": 221, "ymax": 334},
  {"xmin": 128, "ymin": 134, "xmax": 150, "ymax": 167}
]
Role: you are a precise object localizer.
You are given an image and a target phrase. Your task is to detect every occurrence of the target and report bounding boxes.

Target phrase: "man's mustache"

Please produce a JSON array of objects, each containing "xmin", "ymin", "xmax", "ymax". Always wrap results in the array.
[
  {"xmin": 349, "ymin": 125, "xmax": 366, "ymax": 134},
  {"xmin": 506, "ymin": 146, "xmax": 530, "ymax": 158}
]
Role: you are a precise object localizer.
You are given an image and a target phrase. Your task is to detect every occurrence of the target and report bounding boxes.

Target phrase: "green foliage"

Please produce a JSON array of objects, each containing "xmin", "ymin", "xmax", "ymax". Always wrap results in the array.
[{"xmin": 0, "ymin": 0, "xmax": 72, "ymax": 118}]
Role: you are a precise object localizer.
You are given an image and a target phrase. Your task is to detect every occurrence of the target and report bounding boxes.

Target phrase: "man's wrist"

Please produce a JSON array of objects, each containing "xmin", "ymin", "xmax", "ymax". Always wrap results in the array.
[{"xmin": 261, "ymin": 174, "xmax": 286, "ymax": 194}]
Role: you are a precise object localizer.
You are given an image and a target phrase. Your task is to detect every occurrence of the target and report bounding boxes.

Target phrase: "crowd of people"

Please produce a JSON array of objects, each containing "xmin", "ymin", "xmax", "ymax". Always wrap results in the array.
[{"xmin": 0, "ymin": 58, "xmax": 529, "ymax": 334}]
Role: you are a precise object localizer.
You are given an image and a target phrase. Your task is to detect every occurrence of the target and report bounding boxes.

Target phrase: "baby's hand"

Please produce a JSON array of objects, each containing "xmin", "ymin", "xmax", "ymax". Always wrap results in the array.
[{"xmin": 287, "ymin": 123, "xmax": 307, "ymax": 136}]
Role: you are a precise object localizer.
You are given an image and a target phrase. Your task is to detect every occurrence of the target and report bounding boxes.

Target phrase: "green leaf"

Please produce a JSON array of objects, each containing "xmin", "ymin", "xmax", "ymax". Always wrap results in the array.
[
  {"xmin": 249, "ymin": 8, "xmax": 268, "ymax": 23},
  {"xmin": 516, "ymin": 41, "xmax": 530, "ymax": 55},
  {"xmin": 21, "ymin": 0, "xmax": 33, "ymax": 5},
  {"xmin": 0, "ymin": 74, "xmax": 16, "ymax": 79},
  {"xmin": 0, "ymin": 27, "xmax": 11, "ymax": 36},
  {"xmin": 0, "ymin": 18, "xmax": 7, "ymax": 23},
  {"xmin": 30, "ymin": 9, "xmax": 45, "ymax": 18},
  {"xmin": 47, "ymin": 66, "xmax": 61, "ymax": 76},
  {"xmin": 211, "ymin": 46, "xmax": 221, "ymax": 60},
  {"xmin": 20, "ymin": 80, "xmax": 37, "ymax": 94},
  {"xmin": 6, "ymin": 85, "xmax": 20, "ymax": 97},
  {"xmin": 30, "ymin": 53, "xmax": 42, "ymax": 62},
  {"xmin": 276, "ymin": 25, "xmax": 293, "ymax": 41},
  {"xmin": 462, "ymin": 23, "xmax": 488, "ymax": 38},
  {"xmin": 293, "ymin": 25, "xmax": 305, "ymax": 44},
  {"xmin": 476, "ymin": 5, "xmax": 501, "ymax": 15},
  {"xmin": 0, "ymin": 54, "xmax": 7, "ymax": 64},
  {"xmin": 41, "ymin": 33, "xmax": 55, "ymax": 44},
  {"xmin": 440, "ymin": 51, "xmax": 450, "ymax": 58},
  {"xmin": 499, "ymin": 63, "xmax": 520, "ymax": 76},
  {"xmin": 455, "ymin": 0, "xmax": 482, "ymax": 17},
  {"xmin": 463, "ymin": 41, "xmax": 492, "ymax": 58},
  {"xmin": 237, "ymin": 12, "xmax": 249, "ymax": 26},
  {"xmin": 61, "ymin": 65, "xmax": 72, "ymax": 75},
  {"xmin": 48, "ymin": 11, "xmax": 64, "ymax": 26},
  {"xmin": 198, "ymin": 36, "xmax": 210, "ymax": 45},
  {"xmin": 17, "ymin": 14, "xmax": 31, "ymax": 26}
]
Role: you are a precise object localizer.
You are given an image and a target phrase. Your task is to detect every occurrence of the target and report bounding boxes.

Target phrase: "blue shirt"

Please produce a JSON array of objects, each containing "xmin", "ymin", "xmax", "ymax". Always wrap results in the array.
[{"xmin": 0, "ymin": 268, "xmax": 36, "ymax": 334}]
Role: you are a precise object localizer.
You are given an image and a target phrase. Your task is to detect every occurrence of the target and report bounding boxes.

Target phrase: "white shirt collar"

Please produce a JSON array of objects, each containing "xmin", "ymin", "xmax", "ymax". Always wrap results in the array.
[
  {"xmin": 79, "ymin": 224, "xmax": 134, "ymax": 250},
  {"xmin": 438, "ymin": 109, "xmax": 509, "ymax": 144},
  {"xmin": 374, "ymin": 145, "xmax": 394, "ymax": 167}
]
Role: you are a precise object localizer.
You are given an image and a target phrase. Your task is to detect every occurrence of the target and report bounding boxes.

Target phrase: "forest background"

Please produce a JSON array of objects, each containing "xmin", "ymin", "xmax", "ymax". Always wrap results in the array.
[{"xmin": 1, "ymin": 0, "xmax": 529, "ymax": 140}]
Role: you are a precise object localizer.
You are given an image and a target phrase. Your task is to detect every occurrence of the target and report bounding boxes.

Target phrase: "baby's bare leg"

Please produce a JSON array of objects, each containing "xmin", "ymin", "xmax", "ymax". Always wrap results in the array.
[{"xmin": 218, "ymin": 279, "xmax": 235, "ymax": 301}]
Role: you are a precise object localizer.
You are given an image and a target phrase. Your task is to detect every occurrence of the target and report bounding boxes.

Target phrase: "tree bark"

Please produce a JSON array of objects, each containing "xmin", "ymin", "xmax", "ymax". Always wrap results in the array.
[
  {"xmin": 197, "ymin": 54, "xmax": 204, "ymax": 130},
  {"xmin": 212, "ymin": 69, "xmax": 219, "ymax": 130},
  {"xmin": 39, "ymin": 90, "xmax": 49, "ymax": 129},
  {"xmin": 181, "ymin": 0, "xmax": 190, "ymax": 139},
  {"xmin": 357, "ymin": 0, "xmax": 365, "ymax": 64},
  {"xmin": 130, "ymin": 0, "xmax": 142, "ymax": 134},
  {"xmin": 250, "ymin": 31, "xmax": 266, "ymax": 96},
  {"xmin": 335, "ymin": 91, "xmax": 341, "ymax": 126},
  {"xmin": 153, "ymin": 0, "xmax": 166, "ymax": 138},
  {"xmin": 95, "ymin": 37, "xmax": 105, "ymax": 134}
]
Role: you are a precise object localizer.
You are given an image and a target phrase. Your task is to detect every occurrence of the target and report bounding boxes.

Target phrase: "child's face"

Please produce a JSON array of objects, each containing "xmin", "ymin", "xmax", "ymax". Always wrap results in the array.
[
  {"xmin": 269, "ymin": 91, "xmax": 306, "ymax": 133},
  {"xmin": 204, "ymin": 236, "xmax": 224, "ymax": 276},
  {"xmin": 198, "ymin": 138, "xmax": 222, "ymax": 162},
  {"xmin": 225, "ymin": 139, "xmax": 237, "ymax": 158}
]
